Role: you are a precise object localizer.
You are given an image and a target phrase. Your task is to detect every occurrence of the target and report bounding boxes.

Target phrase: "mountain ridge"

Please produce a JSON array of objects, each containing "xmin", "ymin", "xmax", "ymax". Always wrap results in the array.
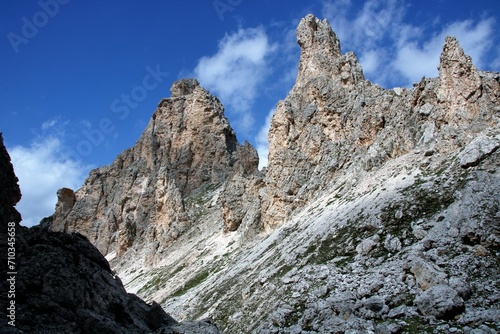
[{"xmin": 46, "ymin": 14, "xmax": 500, "ymax": 333}]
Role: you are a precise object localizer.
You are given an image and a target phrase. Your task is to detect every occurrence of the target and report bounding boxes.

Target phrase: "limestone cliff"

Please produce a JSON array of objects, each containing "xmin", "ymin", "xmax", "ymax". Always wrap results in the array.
[
  {"xmin": 50, "ymin": 79, "xmax": 260, "ymax": 260},
  {"xmin": 44, "ymin": 14, "xmax": 500, "ymax": 333},
  {"xmin": 262, "ymin": 14, "xmax": 499, "ymax": 229}
]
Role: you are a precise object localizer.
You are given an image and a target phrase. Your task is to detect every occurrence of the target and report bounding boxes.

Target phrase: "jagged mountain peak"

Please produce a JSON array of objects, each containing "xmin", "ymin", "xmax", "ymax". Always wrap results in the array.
[
  {"xmin": 50, "ymin": 79, "xmax": 259, "ymax": 256},
  {"xmin": 295, "ymin": 14, "xmax": 363, "ymax": 89},
  {"xmin": 44, "ymin": 14, "xmax": 500, "ymax": 333},
  {"xmin": 296, "ymin": 14, "xmax": 341, "ymax": 57},
  {"xmin": 169, "ymin": 77, "xmax": 200, "ymax": 97},
  {"xmin": 440, "ymin": 35, "xmax": 474, "ymax": 65},
  {"xmin": 261, "ymin": 15, "xmax": 499, "ymax": 229},
  {"xmin": 438, "ymin": 36, "xmax": 482, "ymax": 108}
]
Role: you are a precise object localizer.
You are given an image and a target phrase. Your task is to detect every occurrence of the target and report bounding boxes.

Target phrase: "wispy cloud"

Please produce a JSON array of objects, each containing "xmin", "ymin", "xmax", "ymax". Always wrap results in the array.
[
  {"xmin": 41, "ymin": 119, "xmax": 57, "ymax": 131},
  {"xmin": 494, "ymin": 46, "xmax": 500, "ymax": 69},
  {"xmin": 194, "ymin": 27, "xmax": 277, "ymax": 132},
  {"xmin": 394, "ymin": 18, "xmax": 496, "ymax": 84},
  {"xmin": 255, "ymin": 108, "xmax": 274, "ymax": 169},
  {"xmin": 322, "ymin": 0, "xmax": 499, "ymax": 87},
  {"xmin": 9, "ymin": 121, "xmax": 92, "ymax": 227}
]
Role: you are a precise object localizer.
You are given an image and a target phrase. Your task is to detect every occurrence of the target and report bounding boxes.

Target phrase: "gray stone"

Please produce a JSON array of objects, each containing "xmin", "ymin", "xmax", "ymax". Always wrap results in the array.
[
  {"xmin": 458, "ymin": 134, "xmax": 500, "ymax": 168},
  {"xmin": 356, "ymin": 234, "xmax": 381, "ymax": 255},
  {"xmin": 409, "ymin": 256, "xmax": 447, "ymax": 290},
  {"xmin": 384, "ymin": 235, "xmax": 402, "ymax": 252},
  {"xmin": 449, "ymin": 277, "xmax": 473, "ymax": 300},
  {"xmin": 377, "ymin": 321, "xmax": 406, "ymax": 334},
  {"xmin": 419, "ymin": 103, "xmax": 435, "ymax": 116},
  {"xmin": 414, "ymin": 285, "xmax": 465, "ymax": 319}
]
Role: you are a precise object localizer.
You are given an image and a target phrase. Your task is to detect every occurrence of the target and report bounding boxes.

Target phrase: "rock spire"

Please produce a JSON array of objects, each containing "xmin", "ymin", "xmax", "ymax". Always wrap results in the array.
[{"xmin": 50, "ymin": 78, "xmax": 260, "ymax": 258}]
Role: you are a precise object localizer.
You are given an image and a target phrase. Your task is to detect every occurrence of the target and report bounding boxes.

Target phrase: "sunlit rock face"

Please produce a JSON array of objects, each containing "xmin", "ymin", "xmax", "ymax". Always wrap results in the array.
[
  {"xmin": 261, "ymin": 14, "xmax": 499, "ymax": 230},
  {"xmin": 44, "ymin": 14, "xmax": 500, "ymax": 334},
  {"xmin": 50, "ymin": 78, "xmax": 261, "ymax": 260}
]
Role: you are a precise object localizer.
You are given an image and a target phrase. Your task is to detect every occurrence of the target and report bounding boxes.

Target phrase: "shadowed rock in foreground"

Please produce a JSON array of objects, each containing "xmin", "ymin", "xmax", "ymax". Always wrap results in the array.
[{"xmin": 0, "ymin": 133, "xmax": 220, "ymax": 333}]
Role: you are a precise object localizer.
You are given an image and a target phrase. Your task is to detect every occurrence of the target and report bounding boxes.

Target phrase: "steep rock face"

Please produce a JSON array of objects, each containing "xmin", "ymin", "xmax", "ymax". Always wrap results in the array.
[
  {"xmin": 123, "ymin": 15, "xmax": 497, "ymax": 333},
  {"xmin": 437, "ymin": 36, "xmax": 482, "ymax": 111},
  {"xmin": 50, "ymin": 79, "xmax": 260, "ymax": 258},
  {"xmin": 261, "ymin": 14, "xmax": 499, "ymax": 229},
  {"xmin": 41, "ymin": 14, "xmax": 500, "ymax": 334}
]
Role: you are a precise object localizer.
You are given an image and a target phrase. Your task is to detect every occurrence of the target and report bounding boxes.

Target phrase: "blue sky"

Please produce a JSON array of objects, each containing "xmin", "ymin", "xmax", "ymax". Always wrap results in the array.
[{"xmin": 1, "ymin": 0, "xmax": 499, "ymax": 226}]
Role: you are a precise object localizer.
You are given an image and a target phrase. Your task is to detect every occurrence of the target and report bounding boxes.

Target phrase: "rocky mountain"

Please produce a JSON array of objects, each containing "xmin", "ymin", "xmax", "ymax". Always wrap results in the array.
[
  {"xmin": 0, "ymin": 134, "xmax": 221, "ymax": 333},
  {"xmin": 47, "ymin": 14, "xmax": 500, "ymax": 333},
  {"xmin": 49, "ymin": 78, "xmax": 261, "ymax": 261}
]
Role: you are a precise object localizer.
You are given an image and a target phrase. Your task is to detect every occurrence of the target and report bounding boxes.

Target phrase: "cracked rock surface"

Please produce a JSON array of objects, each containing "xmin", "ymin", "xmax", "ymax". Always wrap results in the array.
[{"xmin": 32, "ymin": 14, "xmax": 500, "ymax": 334}]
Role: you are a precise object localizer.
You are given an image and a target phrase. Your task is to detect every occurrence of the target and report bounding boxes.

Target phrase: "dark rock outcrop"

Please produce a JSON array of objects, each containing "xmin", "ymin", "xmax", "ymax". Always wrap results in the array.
[
  {"xmin": 0, "ymin": 133, "xmax": 22, "ymax": 225},
  {"xmin": 0, "ymin": 135, "xmax": 220, "ymax": 333},
  {"xmin": 414, "ymin": 285, "xmax": 465, "ymax": 320}
]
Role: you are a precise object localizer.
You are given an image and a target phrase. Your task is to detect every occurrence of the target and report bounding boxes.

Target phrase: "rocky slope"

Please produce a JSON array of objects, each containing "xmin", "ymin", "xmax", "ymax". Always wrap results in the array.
[
  {"xmin": 0, "ymin": 134, "xmax": 221, "ymax": 333},
  {"xmin": 47, "ymin": 14, "xmax": 500, "ymax": 333}
]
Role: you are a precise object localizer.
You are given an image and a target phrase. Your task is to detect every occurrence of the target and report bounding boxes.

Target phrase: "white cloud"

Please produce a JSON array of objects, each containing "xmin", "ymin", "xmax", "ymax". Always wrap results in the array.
[
  {"xmin": 323, "ymin": 0, "xmax": 407, "ymax": 52},
  {"xmin": 255, "ymin": 108, "xmax": 275, "ymax": 170},
  {"xmin": 359, "ymin": 49, "xmax": 382, "ymax": 76},
  {"xmin": 194, "ymin": 27, "xmax": 276, "ymax": 132},
  {"xmin": 394, "ymin": 40, "xmax": 442, "ymax": 84},
  {"xmin": 41, "ymin": 119, "xmax": 57, "ymax": 131},
  {"xmin": 321, "ymin": 0, "xmax": 498, "ymax": 87},
  {"xmin": 9, "ymin": 136, "xmax": 91, "ymax": 227},
  {"xmin": 394, "ymin": 18, "xmax": 496, "ymax": 85},
  {"xmin": 441, "ymin": 19, "xmax": 495, "ymax": 69}
]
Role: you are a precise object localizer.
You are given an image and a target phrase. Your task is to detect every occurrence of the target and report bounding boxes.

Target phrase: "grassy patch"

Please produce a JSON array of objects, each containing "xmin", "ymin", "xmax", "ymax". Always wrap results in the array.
[
  {"xmin": 301, "ymin": 224, "xmax": 360, "ymax": 266},
  {"xmin": 137, "ymin": 271, "xmax": 163, "ymax": 294},
  {"xmin": 283, "ymin": 303, "xmax": 306, "ymax": 328},
  {"xmin": 169, "ymin": 263, "xmax": 187, "ymax": 277},
  {"xmin": 380, "ymin": 176, "xmax": 458, "ymax": 240},
  {"xmin": 403, "ymin": 317, "xmax": 434, "ymax": 333},
  {"xmin": 334, "ymin": 255, "xmax": 355, "ymax": 268},
  {"xmin": 186, "ymin": 183, "xmax": 221, "ymax": 206},
  {"xmin": 271, "ymin": 264, "xmax": 294, "ymax": 280},
  {"xmin": 170, "ymin": 269, "xmax": 210, "ymax": 297}
]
